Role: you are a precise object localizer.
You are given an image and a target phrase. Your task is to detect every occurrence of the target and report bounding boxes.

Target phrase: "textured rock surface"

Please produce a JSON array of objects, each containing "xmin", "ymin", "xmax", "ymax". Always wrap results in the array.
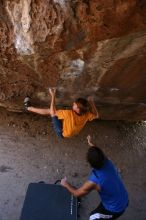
[{"xmin": 0, "ymin": 0, "xmax": 146, "ymax": 119}]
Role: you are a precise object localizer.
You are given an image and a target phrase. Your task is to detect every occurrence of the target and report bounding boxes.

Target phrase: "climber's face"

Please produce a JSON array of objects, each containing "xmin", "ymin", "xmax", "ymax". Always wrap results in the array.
[{"xmin": 72, "ymin": 102, "xmax": 80, "ymax": 114}]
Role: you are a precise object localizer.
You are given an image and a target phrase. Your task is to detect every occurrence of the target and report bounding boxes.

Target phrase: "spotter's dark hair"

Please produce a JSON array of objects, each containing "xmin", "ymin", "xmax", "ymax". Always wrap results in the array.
[{"xmin": 87, "ymin": 146, "xmax": 106, "ymax": 169}]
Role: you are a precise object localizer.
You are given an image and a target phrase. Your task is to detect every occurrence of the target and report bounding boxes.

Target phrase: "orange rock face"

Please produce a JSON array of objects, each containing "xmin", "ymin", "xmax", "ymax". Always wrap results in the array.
[{"xmin": 0, "ymin": 0, "xmax": 146, "ymax": 120}]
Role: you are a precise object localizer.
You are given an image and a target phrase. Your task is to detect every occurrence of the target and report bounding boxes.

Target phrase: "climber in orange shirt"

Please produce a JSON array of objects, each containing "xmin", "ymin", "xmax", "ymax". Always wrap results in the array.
[{"xmin": 24, "ymin": 88, "xmax": 99, "ymax": 138}]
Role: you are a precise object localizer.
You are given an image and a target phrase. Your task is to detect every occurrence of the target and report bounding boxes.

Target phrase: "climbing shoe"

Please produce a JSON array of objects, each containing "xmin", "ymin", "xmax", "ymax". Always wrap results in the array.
[{"xmin": 24, "ymin": 96, "xmax": 31, "ymax": 110}]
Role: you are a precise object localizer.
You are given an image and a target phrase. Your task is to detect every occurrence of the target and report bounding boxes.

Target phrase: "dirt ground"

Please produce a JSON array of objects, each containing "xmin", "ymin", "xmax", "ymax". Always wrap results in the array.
[{"xmin": 0, "ymin": 109, "xmax": 146, "ymax": 220}]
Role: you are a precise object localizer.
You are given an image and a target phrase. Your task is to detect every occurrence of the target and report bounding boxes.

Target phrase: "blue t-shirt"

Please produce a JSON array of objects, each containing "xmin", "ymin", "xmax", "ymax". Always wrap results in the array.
[{"xmin": 88, "ymin": 159, "xmax": 128, "ymax": 213}]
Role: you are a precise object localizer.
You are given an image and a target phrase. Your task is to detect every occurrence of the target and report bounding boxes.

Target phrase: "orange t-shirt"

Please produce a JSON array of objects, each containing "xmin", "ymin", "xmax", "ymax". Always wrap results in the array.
[{"xmin": 56, "ymin": 110, "xmax": 97, "ymax": 137}]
